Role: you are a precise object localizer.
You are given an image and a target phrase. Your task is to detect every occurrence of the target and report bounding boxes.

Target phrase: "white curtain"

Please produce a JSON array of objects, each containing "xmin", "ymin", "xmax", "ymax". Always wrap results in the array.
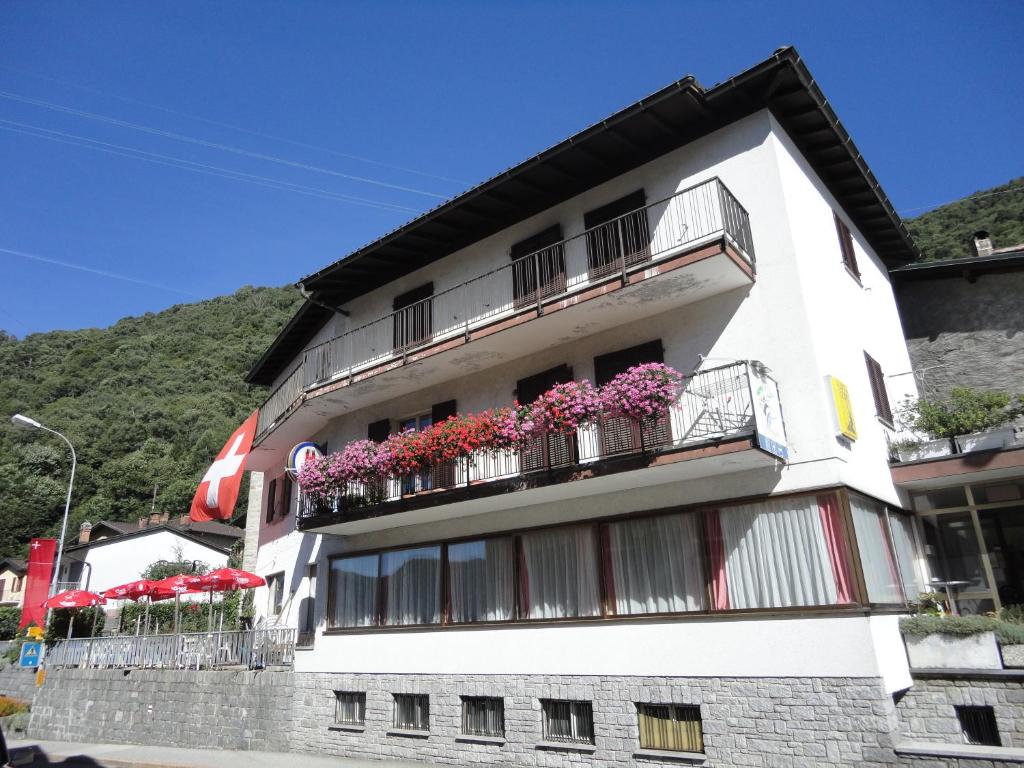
[
  {"xmin": 889, "ymin": 513, "xmax": 924, "ymax": 599},
  {"xmin": 381, "ymin": 546, "xmax": 441, "ymax": 625},
  {"xmin": 850, "ymin": 494, "xmax": 903, "ymax": 603},
  {"xmin": 521, "ymin": 527, "xmax": 600, "ymax": 619},
  {"xmin": 719, "ymin": 497, "xmax": 837, "ymax": 609},
  {"xmin": 608, "ymin": 513, "xmax": 705, "ymax": 614},
  {"xmin": 330, "ymin": 555, "xmax": 379, "ymax": 628},
  {"xmin": 448, "ymin": 538, "xmax": 515, "ymax": 623}
]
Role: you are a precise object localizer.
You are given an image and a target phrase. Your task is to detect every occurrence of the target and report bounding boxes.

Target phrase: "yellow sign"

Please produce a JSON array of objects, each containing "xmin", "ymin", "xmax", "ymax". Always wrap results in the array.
[
  {"xmin": 35, "ymin": 668, "xmax": 46, "ymax": 688},
  {"xmin": 828, "ymin": 376, "xmax": 857, "ymax": 441},
  {"xmin": 26, "ymin": 626, "xmax": 43, "ymax": 640}
]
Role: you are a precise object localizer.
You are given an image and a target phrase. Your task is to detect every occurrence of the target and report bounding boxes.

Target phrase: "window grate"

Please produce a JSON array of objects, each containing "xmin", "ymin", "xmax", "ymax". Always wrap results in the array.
[
  {"xmin": 637, "ymin": 703, "xmax": 704, "ymax": 752},
  {"xmin": 461, "ymin": 697, "xmax": 504, "ymax": 738},
  {"xmin": 957, "ymin": 705, "xmax": 1000, "ymax": 746},
  {"xmin": 541, "ymin": 699, "xmax": 594, "ymax": 744},
  {"xmin": 334, "ymin": 691, "xmax": 365, "ymax": 726},
  {"xmin": 394, "ymin": 694, "xmax": 429, "ymax": 731}
]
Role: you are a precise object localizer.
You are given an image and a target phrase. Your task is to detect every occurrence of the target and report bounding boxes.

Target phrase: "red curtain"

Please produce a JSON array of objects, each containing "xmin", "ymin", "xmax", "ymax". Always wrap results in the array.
[
  {"xmin": 817, "ymin": 494, "xmax": 855, "ymax": 604},
  {"xmin": 704, "ymin": 510, "xmax": 729, "ymax": 610}
]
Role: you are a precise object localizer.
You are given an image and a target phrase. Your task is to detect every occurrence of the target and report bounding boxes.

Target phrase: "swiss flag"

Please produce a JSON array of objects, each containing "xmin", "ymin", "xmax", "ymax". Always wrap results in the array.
[
  {"xmin": 190, "ymin": 411, "xmax": 259, "ymax": 522},
  {"xmin": 20, "ymin": 538, "xmax": 56, "ymax": 629}
]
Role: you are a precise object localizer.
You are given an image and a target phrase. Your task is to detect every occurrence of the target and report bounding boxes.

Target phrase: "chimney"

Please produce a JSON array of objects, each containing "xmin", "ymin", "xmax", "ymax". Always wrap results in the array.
[
  {"xmin": 149, "ymin": 511, "xmax": 161, "ymax": 526},
  {"xmin": 159, "ymin": 511, "xmax": 170, "ymax": 524},
  {"xmin": 78, "ymin": 521, "xmax": 92, "ymax": 544},
  {"xmin": 972, "ymin": 231, "xmax": 994, "ymax": 258},
  {"xmin": 138, "ymin": 517, "xmax": 148, "ymax": 529},
  {"xmin": 178, "ymin": 513, "xmax": 191, "ymax": 528}
]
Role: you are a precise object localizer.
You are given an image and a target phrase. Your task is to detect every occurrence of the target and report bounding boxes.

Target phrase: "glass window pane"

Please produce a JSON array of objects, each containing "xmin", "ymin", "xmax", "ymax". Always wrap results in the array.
[
  {"xmin": 850, "ymin": 495, "xmax": 903, "ymax": 603},
  {"xmin": 973, "ymin": 483, "xmax": 1024, "ymax": 505},
  {"xmin": 329, "ymin": 556, "xmax": 379, "ymax": 628},
  {"xmin": 979, "ymin": 506, "xmax": 1024, "ymax": 607},
  {"xmin": 462, "ymin": 697, "xmax": 504, "ymax": 737},
  {"xmin": 520, "ymin": 528, "xmax": 600, "ymax": 619},
  {"xmin": 607, "ymin": 513, "xmax": 706, "ymax": 615},
  {"xmin": 394, "ymin": 694, "xmax": 429, "ymax": 730},
  {"xmin": 922, "ymin": 513, "xmax": 989, "ymax": 592},
  {"xmin": 716, "ymin": 496, "xmax": 839, "ymax": 609},
  {"xmin": 911, "ymin": 487, "xmax": 968, "ymax": 512},
  {"xmin": 637, "ymin": 704, "xmax": 704, "ymax": 753},
  {"xmin": 889, "ymin": 513, "xmax": 925, "ymax": 600},
  {"xmin": 448, "ymin": 539, "xmax": 514, "ymax": 623},
  {"xmin": 381, "ymin": 546, "xmax": 441, "ymax": 626},
  {"xmin": 542, "ymin": 700, "xmax": 593, "ymax": 744},
  {"xmin": 335, "ymin": 692, "xmax": 366, "ymax": 725}
]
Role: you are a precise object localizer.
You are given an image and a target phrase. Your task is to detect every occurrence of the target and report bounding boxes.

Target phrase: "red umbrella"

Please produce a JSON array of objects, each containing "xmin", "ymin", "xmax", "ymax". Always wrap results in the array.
[
  {"xmin": 197, "ymin": 569, "xmax": 266, "ymax": 630},
  {"xmin": 43, "ymin": 590, "xmax": 107, "ymax": 643},
  {"xmin": 101, "ymin": 580, "xmax": 179, "ymax": 635},
  {"xmin": 153, "ymin": 574, "xmax": 205, "ymax": 635}
]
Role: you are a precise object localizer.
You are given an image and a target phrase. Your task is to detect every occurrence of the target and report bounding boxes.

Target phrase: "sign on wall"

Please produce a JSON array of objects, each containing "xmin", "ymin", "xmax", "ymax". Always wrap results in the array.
[
  {"xmin": 750, "ymin": 364, "xmax": 788, "ymax": 462},
  {"xmin": 826, "ymin": 375, "xmax": 858, "ymax": 441},
  {"xmin": 286, "ymin": 442, "xmax": 324, "ymax": 479},
  {"xmin": 18, "ymin": 641, "xmax": 41, "ymax": 669}
]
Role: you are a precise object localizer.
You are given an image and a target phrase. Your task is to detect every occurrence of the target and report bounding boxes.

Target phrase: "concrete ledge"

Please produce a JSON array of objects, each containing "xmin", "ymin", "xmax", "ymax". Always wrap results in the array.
[
  {"xmin": 634, "ymin": 748, "xmax": 707, "ymax": 763},
  {"xmin": 535, "ymin": 740, "xmax": 597, "ymax": 753},
  {"xmin": 454, "ymin": 735, "xmax": 506, "ymax": 746},
  {"xmin": 386, "ymin": 728, "xmax": 430, "ymax": 739},
  {"xmin": 895, "ymin": 740, "xmax": 1024, "ymax": 762},
  {"xmin": 911, "ymin": 668, "xmax": 1024, "ymax": 681},
  {"xmin": 327, "ymin": 724, "xmax": 365, "ymax": 733}
]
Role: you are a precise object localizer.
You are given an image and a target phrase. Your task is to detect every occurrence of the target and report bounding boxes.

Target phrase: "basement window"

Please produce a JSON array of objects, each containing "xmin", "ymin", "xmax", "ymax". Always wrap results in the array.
[
  {"xmin": 637, "ymin": 703, "xmax": 704, "ymax": 753},
  {"xmin": 956, "ymin": 705, "xmax": 1000, "ymax": 746},
  {"xmin": 461, "ymin": 696, "xmax": 504, "ymax": 738},
  {"xmin": 334, "ymin": 691, "xmax": 366, "ymax": 726},
  {"xmin": 541, "ymin": 699, "xmax": 594, "ymax": 745},
  {"xmin": 394, "ymin": 694, "xmax": 429, "ymax": 731}
]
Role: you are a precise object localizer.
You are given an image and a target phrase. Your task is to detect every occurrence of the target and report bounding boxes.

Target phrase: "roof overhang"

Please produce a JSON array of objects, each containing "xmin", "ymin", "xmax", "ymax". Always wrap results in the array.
[{"xmin": 247, "ymin": 46, "xmax": 919, "ymax": 386}]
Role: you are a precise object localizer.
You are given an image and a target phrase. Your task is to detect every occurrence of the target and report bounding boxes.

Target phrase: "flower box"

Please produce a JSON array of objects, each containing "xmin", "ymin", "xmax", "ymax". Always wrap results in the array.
[
  {"xmin": 895, "ymin": 438, "xmax": 953, "ymax": 463},
  {"xmin": 955, "ymin": 427, "xmax": 1017, "ymax": 454},
  {"xmin": 904, "ymin": 631, "xmax": 1002, "ymax": 670}
]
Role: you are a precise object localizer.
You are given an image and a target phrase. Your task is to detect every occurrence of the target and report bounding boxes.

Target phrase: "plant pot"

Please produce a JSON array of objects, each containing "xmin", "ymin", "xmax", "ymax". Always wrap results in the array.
[
  {"xmin": 904, "ymin": 631, "xmax": 1002, "ymax": 670},
  {"xmin": 896, "ymin": 438, "xmax": 954, "ymax": 462},
  {"xmin": 955, "ymin": 427, "xmax": 1017, "ymax": 454}
]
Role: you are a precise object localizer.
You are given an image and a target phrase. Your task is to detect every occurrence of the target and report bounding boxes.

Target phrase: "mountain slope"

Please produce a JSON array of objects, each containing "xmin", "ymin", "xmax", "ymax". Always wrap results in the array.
[
  {"xmin": 0, "ymin": 285, "xmax": 301, "ymax": 558},
  {"xmin": 906, "ymin": 176, "xmax": 1024, "ymax": 261}
]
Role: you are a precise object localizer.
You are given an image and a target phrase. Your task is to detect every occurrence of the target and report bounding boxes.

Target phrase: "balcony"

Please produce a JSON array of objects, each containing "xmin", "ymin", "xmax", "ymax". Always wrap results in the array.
[
  {"xmin": 298, "ymin": 362, "xmax": 788, "ymax": 535},
  {"xmin": 254, "ymin": 178, "xmax": 755, "ymax": 446}
]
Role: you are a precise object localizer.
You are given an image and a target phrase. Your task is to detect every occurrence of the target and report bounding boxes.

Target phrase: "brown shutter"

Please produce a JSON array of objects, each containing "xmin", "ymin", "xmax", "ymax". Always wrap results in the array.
[
  {"xmin": 281, "ymin": 475, "xmax": 293, "ymax": 519},
  {"xmin": 367, "ymin": 419, "xmax": 391, "ymax": 443},
  {"xmin": 864, "ymin": 352, "xmax": 893, "ymax": 424},
  {"xmin": 516, "ymin": 366, "xmax": 576, "ymax": 472},
  {"xmin": 430, "ymin": 400, "xmax": 458, "ymax": 489},
  {"xmin": 594, "ymin": 340, "xmax": 670, "ymax": 452},
  {"xmin": 265, "ymin": 478, "xmax": 277, "ymax": 524},
  {"xmin": 431, "ymin": 400, "xmax": 458, "ymax": 424},
  {"xmin": 510, "ymin": 225, "xmax": 566, "ymax": 308},
  {"xmin": 516, "ymin": 365, "xmax": 573, "ymax": 405},
  {"xmin": 594, "ymin": 340, "xmax": 664, "ymax": 385},
  {"xmin": 584, "ymin": 190, "xmax": 650, "ymax": 279},
  {"xmin": 393, "ymin": 282, "xmax": 434, "ymax": 351},
  {"xmin": 834, "ymin": 213, "xmax": 860, "ymax": 277}
]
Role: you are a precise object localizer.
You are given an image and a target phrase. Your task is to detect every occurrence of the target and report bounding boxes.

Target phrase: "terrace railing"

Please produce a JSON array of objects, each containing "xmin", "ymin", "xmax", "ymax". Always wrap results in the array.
[
  {"xmin": 44, "ymin": 627, "xmax": 296, "ymax": 671},
  {"xmin": 299, "ymin": 361, "xmax": 772, "ymax": 522},
  {"xmin": 256, "ymin": 178, "xmax": 754, "ymax": 440}
]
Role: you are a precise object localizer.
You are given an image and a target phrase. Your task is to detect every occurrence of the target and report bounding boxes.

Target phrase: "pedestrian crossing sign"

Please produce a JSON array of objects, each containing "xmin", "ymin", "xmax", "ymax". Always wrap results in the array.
[{"xmin": 19, "ymin": 641, "xmax": 41, "ymax": 669}]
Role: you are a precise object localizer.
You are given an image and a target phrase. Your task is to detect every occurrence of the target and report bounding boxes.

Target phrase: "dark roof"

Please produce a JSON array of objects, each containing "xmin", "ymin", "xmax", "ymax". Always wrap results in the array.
[
  {"xmin": 65, "ymin": 518, "xmax": 242, "ymax": 553},
  {"xmin": 90, "ymin": 520, "xmax": 136, "ymax": 536},
  {"xmin": 247, "ymin": 46, "xmax": 919, "ymax": 386},
  {"xmin": 0, "ymin": 558, "xmax": 27, "ymax": 574},
  {"xmin": 178, "ymin": 520, "xmax": 244, "ymax": 539},
  {"xmin": 891, "ymin": 248, "xmax": 1024, "ymax": 282}
]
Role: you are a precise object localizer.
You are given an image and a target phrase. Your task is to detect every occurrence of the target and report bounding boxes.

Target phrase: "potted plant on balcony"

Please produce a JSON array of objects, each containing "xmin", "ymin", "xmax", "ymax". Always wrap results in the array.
[
  {"xmin": 895, "ymin": 387, "xmax": 1023, "ymax": 461},
  {"xmin": 900, "ymin": 613, "xmax": 1003, "ymax": 670},
  {"xmin": 523, "ymin": 380, "xmax": 604, "ymax": 437}
]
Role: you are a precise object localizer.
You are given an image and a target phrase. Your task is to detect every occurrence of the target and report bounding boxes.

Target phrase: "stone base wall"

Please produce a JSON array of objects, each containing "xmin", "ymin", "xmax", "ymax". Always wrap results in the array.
[
  {"xmin": 27, "ymin": 668, "xmax": 294, "ymax": 752},
  {"xmin": 291, "ymin": 672, "xmax": 899, "ymax": 768},
  {"xmin": 0, "ymin": 665, "xmax": 40, "ymax": 704}
]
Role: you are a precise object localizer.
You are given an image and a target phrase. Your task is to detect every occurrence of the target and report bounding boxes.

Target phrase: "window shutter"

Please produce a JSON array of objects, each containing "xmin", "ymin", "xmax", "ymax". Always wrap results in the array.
[
  {"xmin": 594, "ymin": 340, "xmax": 670, "ymax": 452},
  {"xmin": 281, "ymin": 475, "xmax": 293, "ymax": 520},
  {"xmin": 510, "ymin": 225, "xmax": 563, "ymax": 260},
  {"xmin": 393, "ymin": 283, "xmax": 434, "ymax": 311},
  {"xmin": 594, "ymin": 340, "xmax": 664, "ymax": 386},
  {"xmin": 516, "ymin": 366, "xmax": 575, "ymax": 472},
  {"xmin": 583, "ymin": 190, "xmax": 647, "ymax": 229},
  {"xmin": 431, "ymin": 400, "xmax": 458, "ymax": 424},
  {"xmin": 266, "ymin": 478, "xmax": 277, "ymax": 524},
  {"xmin": 834, "ymin": 213, "xmax": 860, "ymax": 277},
  {"xmin": 864, "ymin": 352, "xmax": 893, "ymax": 424},
  {"xmin": 510, "ymin": 226, "xmax": 567, "ymax": 308},
  {"xmin": 516, "ymin": 364, "xmax": 573, "ymax": 406},
  {"xmin": 367, "ymin": 419, "xmax": 391, "ymax": 443}
]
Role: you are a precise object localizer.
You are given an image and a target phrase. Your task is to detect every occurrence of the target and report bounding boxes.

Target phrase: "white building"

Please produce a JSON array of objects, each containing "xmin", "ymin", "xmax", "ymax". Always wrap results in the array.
[{"xmin": 242, "ymin": 48, "xmax": 926, "ymax": 766}]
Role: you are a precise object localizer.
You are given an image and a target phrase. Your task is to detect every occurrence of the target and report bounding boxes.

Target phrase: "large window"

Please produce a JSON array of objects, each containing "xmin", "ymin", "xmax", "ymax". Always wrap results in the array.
[
  {"xmin": 606, "ymin": 512, "xmax": 705, "ymax": 615},
  {"xmin": 381, "ymin": 546, "xmax": 441, "ymax": 626},
  {"xmin": 448, "ymin": 538, "xmax": 515, "ymax": 623},
  {"xmin": 541, "ymin": 699, "xmax": 594, "ymax": 745},
  {"xmin": 849, "ymin": 494, "xmax": 905, "ymax": 603},
  {"xmin": 329, "ymin": 555, "xmax": 379, "ymax": 628},
  {"xmin": 637, "ymin": 703, "xmax": 704, "ymax": 753},
  {"xmin": 520, "ymin": 527, "xmax": 600, "ymax": 620}
]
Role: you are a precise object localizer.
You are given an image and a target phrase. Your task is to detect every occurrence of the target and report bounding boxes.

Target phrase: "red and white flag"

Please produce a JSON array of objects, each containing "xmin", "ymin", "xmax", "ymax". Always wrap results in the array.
[
  {"xmin": 189, "ymin": 410, "xmax": 258, "ymax": 522},
  {"xmin": 19, "ymin": 538, "xmax": 56, "ymax": 629}
]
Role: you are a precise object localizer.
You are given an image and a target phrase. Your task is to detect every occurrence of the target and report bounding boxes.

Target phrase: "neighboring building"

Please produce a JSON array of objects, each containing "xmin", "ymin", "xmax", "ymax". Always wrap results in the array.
[
  {"xmin": 0, "ymin": 558, "xmax": 27, "ymax": 608},
  {"xmin": 242, "ymin": 48, "xmax": 927, "ymax": 766},
  {"xmin": 57, "ymin": 513, "xmax": 243, "ymax": 594},
  {"xmin": 890, "ymin": 234, "xmax": 1024, "ymax": 616}
]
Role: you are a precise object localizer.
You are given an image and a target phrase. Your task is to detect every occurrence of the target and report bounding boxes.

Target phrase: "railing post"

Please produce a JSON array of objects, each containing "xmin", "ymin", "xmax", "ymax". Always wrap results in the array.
[
  {"xmin": 464, "ymin": 285, "xmax": 471, "ymax": 341},
  {"xmin": 617, "ymin": 220, "xmax": 629, "ymax": 286},
  {"xmin": 534, "ymin": 250, "xmax": 544, "ymax": 316}
]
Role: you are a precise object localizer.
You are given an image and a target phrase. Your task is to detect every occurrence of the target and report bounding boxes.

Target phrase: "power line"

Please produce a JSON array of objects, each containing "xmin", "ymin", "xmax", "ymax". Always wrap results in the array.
[
  {"xmin": 0, "ymin": 246, "xmax": 200, "ymax": 297},
  {"xmin": 0, "ymin": 64, "xmax": 470, "ymax": 186},
  {"xmin": 0, "ymin": 90, "xmax": 451, "ymax": 199},
  {"xmin": 0, "ymin": 120, "xmax": 424, "ymax": 214}
]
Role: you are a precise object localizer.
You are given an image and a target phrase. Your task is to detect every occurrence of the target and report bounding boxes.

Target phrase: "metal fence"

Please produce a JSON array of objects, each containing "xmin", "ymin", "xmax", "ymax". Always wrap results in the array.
[
  {"xmin": 44, "ymin": 627, "xmax": 296, "ymax": 670},
  {"xmin": 257, "ymin": 178, "xmax": 754, "ymax": 440},
  {"xmin": 300, "ymin": 362, "xmax": 765, "ymax": 521}
]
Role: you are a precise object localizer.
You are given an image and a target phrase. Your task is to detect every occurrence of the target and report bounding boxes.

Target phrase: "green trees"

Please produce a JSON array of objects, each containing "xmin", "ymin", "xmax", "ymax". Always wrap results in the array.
[{"xmin": 0, "ymin": 284, "xmax": 301, "ymax": 559}]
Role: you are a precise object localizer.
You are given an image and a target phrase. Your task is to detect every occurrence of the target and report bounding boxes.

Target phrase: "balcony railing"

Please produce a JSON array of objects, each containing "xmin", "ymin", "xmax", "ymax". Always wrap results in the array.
[
  {"xmin": 256, "ymin": 178, "xmax": 754, "ymax": 440},
  {"xmin": 299, "ymin": 361, "xmax": 774, "ymax": 523},
  {"xmin": 44, "ymin": 627, "xmax": 296, "ymax": 670}
]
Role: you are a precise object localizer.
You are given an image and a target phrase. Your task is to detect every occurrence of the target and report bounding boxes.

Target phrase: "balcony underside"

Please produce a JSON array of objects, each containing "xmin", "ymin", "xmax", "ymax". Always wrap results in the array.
[
  {"xmin": 249, "ymin": 237, "xmax": 753, "ymax": 467},
  {"xmin": 298, "ymin": 434, "xmax": 779, "ymax": 536}
]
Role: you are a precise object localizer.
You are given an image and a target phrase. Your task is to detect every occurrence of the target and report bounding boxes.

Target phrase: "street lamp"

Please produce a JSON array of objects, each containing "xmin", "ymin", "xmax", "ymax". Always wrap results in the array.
[{"xmin": 11, "ymin": 414, "xmax": 77, "ymax": 599}]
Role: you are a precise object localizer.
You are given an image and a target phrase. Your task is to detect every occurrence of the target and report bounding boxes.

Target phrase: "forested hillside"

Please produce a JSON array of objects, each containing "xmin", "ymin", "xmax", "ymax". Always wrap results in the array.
[
  {"xmin": 0, "ymin": 285, "xmax": 301, "ymax": 558},
  {"xmin": 906, "ymin": 176, "xmax": 1024, "ymax": 261}
]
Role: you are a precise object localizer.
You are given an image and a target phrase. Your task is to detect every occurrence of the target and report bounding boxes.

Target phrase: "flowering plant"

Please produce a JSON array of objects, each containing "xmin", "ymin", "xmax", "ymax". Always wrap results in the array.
[
  {"xmin": 423, "ymin": 414, "xmax": 483, "ymax": 464},
  {"xmin": 297, "ymin": 455, "xmax": 332, "ymax": 501},
  {"xmin": 600, "ymin": 362, "xmax": 683, "ymax": 420},
  {"xmin": 328, "ymin": 439, "xmax": 385, "ymax": 485},
  {"xmin": 379, "ymin": 429, "xmax": 427, "ymax": 477},
  {"xmin": 524, "ymin": 379, "xmax": 603, "ymax": 437}
]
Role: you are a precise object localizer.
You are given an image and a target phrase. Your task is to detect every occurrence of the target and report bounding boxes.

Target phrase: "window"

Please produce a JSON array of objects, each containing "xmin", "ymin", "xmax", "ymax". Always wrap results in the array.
[
  {"xmin": 266, "ymin": 572, "xmax": 285, "ymax": 617},
  {"xmin": 834, "ymin": 212, "xmax": 860, "ymax": 278},
  {"xmin": 298, "ymin": 564, "xmax": 317, "ymax": 647},
  {"xmin": 265, "ymin": 478, "xmax": 277, "ymax": 524},
  {"xmin": 606, "ymin": 512, "xmax": 706, "ymax": 615},
  {"xmin": 516, "ymin": 365, "xmax": 576, "ymax": 471},
  {"xmin": 329, "ymin": 555, "xmax": 379, "ymax": 628},
  {"xmin": 393, "ymin": 694, "xmax": 429, "ymax": 731},
  {"xmin": 448, "ymin": 538, "xmax": 515, "ymax": 623},
  {"xmin": 849, "ymin": 494, "xmax": 904, "ymax": 603},
  {"xmin": 584, "ymin": 190, "xmax": 650, "ymax": 280},
  {"xmin": 541, "ymin": 699, "xmax": 594, "ymax": 744},
  {"xmin": 864, "ymin": 352, "xmax": 894, "ymax": 425},
  {"xmin": 392, "ymin": 282, "xmax": 433, "ymax": 352},
  {"xmin": 637, "ymin": 704, "xmax": 704, "ymax": 753},
  {"xmin": 265, "ymin": 476, "xmax": 292, "ymax": 524},
  {"xmin": 511, "ymin": 225, "xmax": 566, "ymax": 308},
  {"xmin": 956, "ymin": 705, "xmax": 1000, "ymax": 746},
  {"xmin": 594, "ymin": 340, "xmax": 671, "ymax": 452},
  {"xmin": 380, "ymin": 546, "xmax": 441, "ymax": 626},
  {"xmin": 707, "ymin": 495, "xmax": 851, "ymax": 609},
  {"xmin": 461, "ymin": 697, "xmax": 504, "ymax": 738},
  {"xmin": 334, "ymin": 691, "xmax": 366, "ymax": 726},
  {"xmin": 888, "ymin": 512, "xmax": 924, "ymax": 599},
  {"xmin": 520, "ymin": 527, "xmax": 600, "ymax": 619},
  {"xmin": 0, "ymin": 581, "xmax": 5, "ymax": 601},
  {"xmin": 399, "ymin": 412, "xmax": 434, "ymax": 493}
]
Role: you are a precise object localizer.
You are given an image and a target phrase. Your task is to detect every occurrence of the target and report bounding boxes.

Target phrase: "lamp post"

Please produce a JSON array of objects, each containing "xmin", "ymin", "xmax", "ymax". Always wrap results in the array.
[{"xmin": 11, "ymin": 414, "xmax": 77, "ymax": 600}]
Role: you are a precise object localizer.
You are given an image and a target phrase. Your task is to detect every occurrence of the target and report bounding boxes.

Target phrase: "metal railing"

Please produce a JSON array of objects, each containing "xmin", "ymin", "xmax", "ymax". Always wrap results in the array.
[
  {"xmin": 52, "ymin": 581, "xmax": 81, "ymax": 593},
  {"xmin": 256, "ymin": 178, "xmax": 754, "ymax": 440},
  {"xmin": 44, "ymin": 627, "xmax": 297, "ymax": 670},
  {"xmin": 299, "ymin": 362, "xmax": 767, "ymax": 522}
]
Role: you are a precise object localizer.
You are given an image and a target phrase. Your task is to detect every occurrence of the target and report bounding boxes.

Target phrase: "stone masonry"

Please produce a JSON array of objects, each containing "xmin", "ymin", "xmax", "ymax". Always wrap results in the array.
[{"xmin": 896, "ymin": 675, "xmax": 1024, "ymax": 750}]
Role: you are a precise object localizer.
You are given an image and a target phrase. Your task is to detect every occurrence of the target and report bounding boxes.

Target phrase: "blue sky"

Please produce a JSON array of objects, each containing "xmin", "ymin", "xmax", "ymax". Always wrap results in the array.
[{"xmin": 1, "ymin": 1, "xmax": 1021, "ymax": 337}]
